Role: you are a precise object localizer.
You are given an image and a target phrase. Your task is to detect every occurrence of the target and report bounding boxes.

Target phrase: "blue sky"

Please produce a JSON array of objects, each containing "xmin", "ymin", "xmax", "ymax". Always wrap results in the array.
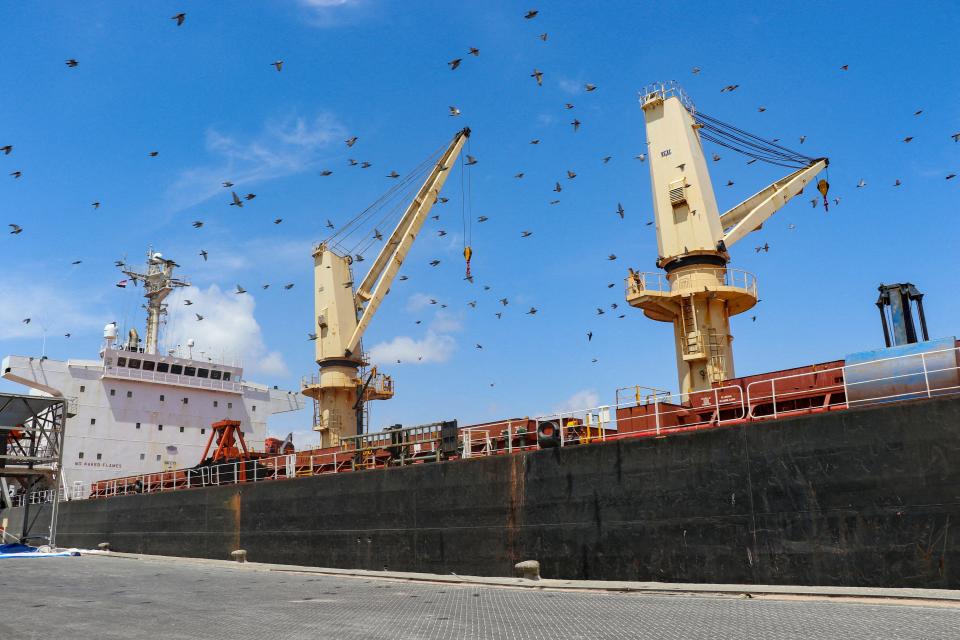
[{"xmin": 1, "ymin": 1, "xmax": 958, "ymax": 440}]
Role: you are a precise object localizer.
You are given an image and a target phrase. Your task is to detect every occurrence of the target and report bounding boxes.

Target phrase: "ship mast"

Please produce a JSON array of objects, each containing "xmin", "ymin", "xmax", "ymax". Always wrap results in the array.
[{"xmin": 121, "ymin": 249, "xmax": 190, "ymax": 355}]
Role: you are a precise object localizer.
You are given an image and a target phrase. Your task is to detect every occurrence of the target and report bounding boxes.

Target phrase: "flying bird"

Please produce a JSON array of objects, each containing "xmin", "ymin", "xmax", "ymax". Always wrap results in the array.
[
  {"xmin": 0, "ymin": 145, "xmax": 12, "ymax": 155},
  {"xmin": 539, "ymin": 32, "xmax": 547, "ymax": 41},
  {"xmin": 465, "ymin": 155, "xmax": 478, "ymax": 165},
  {"xmin": 22, "ymin": 318, "xmax": 30, "ymax": 324},
  {"xmin": 530, "ymin": 68, "xmax": 544, "ymax": 86},
  {"xmin": 308, "ymin": 333, "xmax": 317, "ymax": 341},
  {"xmin": 345, "ymin": 136, "xmax": 358, "ymax": 147},
  {"xmin": 755, "ymin": 243, "xmax": 770, "ymax": 253},
  {"xmin": 530, "ymin": 139, "xmax": 540, "ymax": 145},
  {"xmin": 596, "ymin": 308, "xmax": 605, "ymax": 315},
  {"xmin": 373, "ymin": 228, "xmax": 383, "ymax": 240},
  {"xmin": 468, "ymin": 47, "xmax": 479, "ymax": 56},
  {"xmin": 387, "ymin": 170, "xmax": 400, "ymax": 178},
  {"xmin": 914, "ymin": 109, "xmax": 923, "ymax": 116},
  {"xmin": 284, "ymin": 283, "xmax": 294, "ymax": 290},
  {"xmin": 894, "ymin": 179, "xmax": 902, "ymax": 187},
  {"xmin": 9, "ymin": 170, "xmax": 21, "ymax": 179},
  {"xmin": 692, "ymin": 66, "xmax": 701, "ymax": 74},
  {"xmin": 9, "ymin": 224, "xmax": 22, "ymax": 234},
  {"xmin": 91, "ymin": 201, "xmax": 100, "ymax": 209},
  {"xmin": 799, "ymin": 135, "xmax": 806, "ymax": 144},
  {"xmin": 587, "ymin": 331, "xmax": 593, "ymax": 341},
  {"xmin": 720, "ymin": 84, "xmax": 739, "ymax": 92},
  {"xmin": 525, "ymin": 10, "xmax": 539, "ymax": 19},
  {"xmin": 521, "ymin": 231, "xmax": 532, "ymax": 237},
  {"xmin": 65, "ymin": 59, "xmax": 79, "ymax": 67},
  {"xmin": 448, "ymin": 58, "xmax": 462, "ymax": 70},
  {"xmin": 758, "ymin": 106, "xmax": 767, "ymax": 113},
  {"xmin": 856, "ymin": 179, "xmax": 866, "ymax": 188},
  {"xmin": 222, "ymin": 181, "xmax": 233, "ymax": 187},
  {"xmin": 584, "ymin": 83, "xmax": 596, "ymax": 92},
  {"xmin": 195, "ymin": 314, "xmax": 204, "ymax": 321},
  {"xmin": 477, "ymin": 216, "xmax": 488, "ymax": 222},
  {"xmin": 840, "ymin": 64, "xmax": 849, "ymax": 71},
  {"xmin": 499, "ymin": 298, "xmax": 509, "ymax": 306},
  {"xmin": 184, "ymin": 300, "xmax": 193, "ymax": 306},
  {"xmin": 617, "ymin": 203, "xmax": 625, "ymax": 219},
  {"xmin": 475, "ymin": 343, "xmax": 483, "ymax": 350},
  {"xmin": 319, "ymin": 169, "xmax": 333, "ymax": 176},
  {"xmin": 635, "ymin": 154, "xmax": 646, "ymax": 162},
  {"xmin": 230, "ymin": 192, "xmax": 243, "ymax": 207},
  {"xmin": 360, "ymin": 161, "xmax": 372, "ymax": 169},
  {"xmin": 235, "ymin": 285, "xmax": 247, "ymax": 294},
  {"xmin": 602, "ymin": 156, "xmax": 612, "ymax": 164},
  {"xmin": 514, "ymin": 172, "xmax": 524, "ymax": 179},
  {"xmin": 903, "ymin": 136, "xmax": 914, "ymax": 143},
  {"xmin": 244, "ymin": 193, "xmax": 256, "ymax": 200},
  {"xmin": 566, "ymin": 170, "xmax": 576, "ymax": 179},
  {"xmin": 571, "ymin": 119, "xmax": 581, "ymax": 132},
  {"xmin": 526, "ymin": 307, "xmax": 537, "ymax": 315},
  {"xmin": 449, "ymin": 106, "xmax": 461, "ymax": 117},
  {"xmin": 554, "ymin": 182, "xmax": 562, "ymax": 193},
  {"xmin": 271, "ymin": 60, "xmax": 283, "ymax": 72},
  {"xmin": 429, "ymin": 259, "xmax": 440, "ymax": 266},
  {"xmin": 607, "ymin": 254, "xmax": 616, "ymax": 261},
  {"xmin": 171, "ymin": 12, "xmax": 186, "ymax": 26},
  {"xmin": 326, "ymin": 219, "xmax": 335, "ymax": 229},
  {"xmin": 192, "ymin": 221, "xmax": 203, "ymax": 228},
  {"xmin": 273, "ymin": 218, "xmax": 283, "ymax": 224},
  {"xmin": 148, "ymin": 151, "xmax": 159, "ymax": 157},
  {"xmin": 71, "ymin": 260, "xmax": 82, "ymax": 265}
]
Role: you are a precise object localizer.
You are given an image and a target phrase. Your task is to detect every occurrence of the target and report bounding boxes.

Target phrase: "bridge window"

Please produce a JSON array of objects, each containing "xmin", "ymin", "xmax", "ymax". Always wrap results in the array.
[
  {"xmin": 110, "ymin": 389, "xmax": 116, "ymax": 396},
  {"xmin": 128, "ymin": 359, "xmax": 141, "ymax": 370},
  {"xmin": 96, "ymin": 453, "xmax": 102, "ymax": 461},
  {"xmin": 79, "ymin": 385, "xmax": 85, "ymax": 393},
  {"xmin": 223, "ymin": 372, "xmax": 231, "ymax": 381},
  {"xmin": 179, "ymin": 426, "xmax": 184, "ymax": 433},
  {"xmin": 140, "ymin": 453, "xmax": 145, "ymax": 460},
  {"xmin": 197, "ymin": 368, "xmax": 209, "ymax": 379},
  {"xmin": 156, "ymin": 454, "xmax": 161, "ymax": 462},
  {"xmin": 184, "ymin": 366, "xmax": 196, "ymax": 377},
  {"xmin": 136, "ymin": 423, "xmax": 140, "ymax": 429},
  {"xmin": 156, "ymin": 362, "xmax": 169, "ymax": 373},
  {"xmin": 227, "ymin": 402, "xmax": 233, "ymax": 409},
  {"xmin": 78, "ymin": 452, "xmax": 84, "ymax": 459},
  {"xmin": 142, "ymin": 360, "xmax": 155, "ymax": 372},
  {"xmin": 182, "ymin": 397, "xmax": 189, "ymax": 405},
  {"xmin": 126, "ymin": 391, "xmax": 133, "ymax": 398},
  {"xmin": 170, "ymin": 364, "xmax": 183, "ymax": 375},
  {"xmin": 213, "ymin": 400, "xmax": 218, "ymax": 408},
  {"xmin": 210, "ymin": 370, "xmax": 222, "ymax": 380},
  {"xmin": 117, "ymin": 357, "xmax": 127, "ymax": 367},
  {"xmin": 90, "ymin": 418, "xmax": 96, "ymax": 425},
  {"xmin": 201, "ymin": 428, "xmax": 205, "ymax": 435},
  {"xmin": 158, "ymin": 424, "xmax": 163, "ymax": 431}
]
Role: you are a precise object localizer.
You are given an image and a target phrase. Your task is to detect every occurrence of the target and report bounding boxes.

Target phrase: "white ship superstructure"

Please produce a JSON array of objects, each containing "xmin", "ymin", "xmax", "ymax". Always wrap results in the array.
[{"xmin": 0, "ymin": 250, "xmax": 302, "ymax": 493}]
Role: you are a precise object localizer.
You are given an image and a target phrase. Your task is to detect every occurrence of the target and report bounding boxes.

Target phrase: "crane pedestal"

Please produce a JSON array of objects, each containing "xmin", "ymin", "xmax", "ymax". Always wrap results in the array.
[{"xmin": 626, "ymin": 265, "xmax": 758, "ymax": 393}]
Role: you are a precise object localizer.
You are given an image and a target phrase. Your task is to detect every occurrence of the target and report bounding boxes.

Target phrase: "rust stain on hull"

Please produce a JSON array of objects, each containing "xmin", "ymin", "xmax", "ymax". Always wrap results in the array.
[
  {"xmin": 230, "ymin": 491, "xmax": 242, "ymax": 552},
  {"xmin": 505, "ymin": 453, "xmax": 526, "ymax": 563}
]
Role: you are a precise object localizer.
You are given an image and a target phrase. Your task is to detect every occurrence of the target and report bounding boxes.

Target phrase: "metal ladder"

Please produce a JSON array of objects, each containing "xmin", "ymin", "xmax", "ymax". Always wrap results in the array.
[{"xmin": 680, "ymin": 296, "xmax": 702, "ymax": 356}]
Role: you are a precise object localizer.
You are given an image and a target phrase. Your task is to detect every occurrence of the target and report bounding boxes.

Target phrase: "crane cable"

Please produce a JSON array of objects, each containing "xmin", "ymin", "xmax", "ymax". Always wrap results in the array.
[
  {"xmin": 461, "ymin": 138, "xmax": 473, "ymax": 280},
  {"xmin": 692, "ymin": 111, "xmax": 816, "ymax": 169},
  {"xmin": 325, "ymin": 138, "xmax": 450, "ymax": 254}
]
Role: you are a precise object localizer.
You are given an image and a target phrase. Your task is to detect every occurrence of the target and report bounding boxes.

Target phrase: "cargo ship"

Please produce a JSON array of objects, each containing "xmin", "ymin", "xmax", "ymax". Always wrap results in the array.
[{"xmin": 2, "ymin": 83, "xmax": 958, "ymax": 588}]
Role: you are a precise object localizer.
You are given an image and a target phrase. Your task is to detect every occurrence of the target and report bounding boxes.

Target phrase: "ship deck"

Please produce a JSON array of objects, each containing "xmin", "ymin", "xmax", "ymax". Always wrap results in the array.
[{"xmin": 1, "ymin": 554, "xmax": 956, "ymax": 640}]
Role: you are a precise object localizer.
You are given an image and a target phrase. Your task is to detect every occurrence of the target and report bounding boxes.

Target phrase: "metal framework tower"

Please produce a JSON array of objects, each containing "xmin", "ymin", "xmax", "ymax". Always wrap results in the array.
[
  {"xmin": 0, "ymin": 393, "xmax": 67, "ymax": 545},
  {"xmin": 121, "ymin": 249, "xmax": 190, "ymax": 355},
  {"xmin": 628, "ymin": 82, "xmax": 828, "ymax": 394}
]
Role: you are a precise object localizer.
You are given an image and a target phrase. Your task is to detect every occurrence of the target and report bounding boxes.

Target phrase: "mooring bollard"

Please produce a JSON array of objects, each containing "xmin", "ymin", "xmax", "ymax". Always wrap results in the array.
[
  {"xmin": 230, "ymin": 549, "xmax": 247, "ymax": 563},
  {"xmin": 97, "ymin": 542, "xmax": 110, "ymax": 551},
  {"xmin": 514, "ymin": 559, "xmax": 540, "ymax": 580}
]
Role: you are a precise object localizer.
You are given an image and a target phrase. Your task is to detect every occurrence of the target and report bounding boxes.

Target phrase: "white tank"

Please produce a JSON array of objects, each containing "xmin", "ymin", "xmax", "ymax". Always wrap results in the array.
[{"xmin": 103, "ymin": 323, "xmax": 118, "ymax": 342}]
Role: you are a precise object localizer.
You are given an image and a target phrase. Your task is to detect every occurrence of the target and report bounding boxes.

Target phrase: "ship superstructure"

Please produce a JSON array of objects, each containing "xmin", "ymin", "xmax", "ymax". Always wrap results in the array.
[{"xmin": 0, "ymin": 250, "xmax": 302, "ymax": 496}]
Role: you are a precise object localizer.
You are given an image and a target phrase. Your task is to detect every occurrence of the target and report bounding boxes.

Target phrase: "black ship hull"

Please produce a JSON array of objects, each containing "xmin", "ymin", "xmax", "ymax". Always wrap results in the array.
[{"xmin": 5, "ymin": 395, "xmax": 959, "ymax": 588}]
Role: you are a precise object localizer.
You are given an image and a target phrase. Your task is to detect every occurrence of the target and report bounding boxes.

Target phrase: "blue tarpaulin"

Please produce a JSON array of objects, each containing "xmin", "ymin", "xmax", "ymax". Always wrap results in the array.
[{"xmin": 0, "ymin": 543, "xmax": 79, "ymax": 559}]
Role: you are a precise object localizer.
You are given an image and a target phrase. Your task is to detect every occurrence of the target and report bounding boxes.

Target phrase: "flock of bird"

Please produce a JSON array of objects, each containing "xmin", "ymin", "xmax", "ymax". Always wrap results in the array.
[{"xmin": 2, "ymin": 9, "xmax": 959, "ymax": 371}]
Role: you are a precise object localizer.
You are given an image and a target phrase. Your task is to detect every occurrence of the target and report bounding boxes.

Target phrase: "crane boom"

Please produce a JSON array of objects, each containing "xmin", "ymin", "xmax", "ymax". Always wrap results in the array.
[
  {"xmin": 719, "ymin": 158, "xmax": 828, "ymax": 247},
  {"xmin": 347, "ymin": 127, "xmax": 470, "ymax": 355}
]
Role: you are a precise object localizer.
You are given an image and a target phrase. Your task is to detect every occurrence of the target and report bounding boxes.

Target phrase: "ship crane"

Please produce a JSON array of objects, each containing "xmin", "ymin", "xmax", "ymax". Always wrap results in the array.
[
  {"xmin": 628, "ymin": 82, "xmax": 828, "ymax": 394},
  {"xmin": 303, "ymin": 128, "xmax": 471, "ymax": 447}
]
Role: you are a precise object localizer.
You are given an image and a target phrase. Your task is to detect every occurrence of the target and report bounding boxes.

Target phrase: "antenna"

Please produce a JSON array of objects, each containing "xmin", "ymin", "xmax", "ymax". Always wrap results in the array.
[{"xmin": 120, "ymin": 247, "xmax": 190, "ymax": 355}]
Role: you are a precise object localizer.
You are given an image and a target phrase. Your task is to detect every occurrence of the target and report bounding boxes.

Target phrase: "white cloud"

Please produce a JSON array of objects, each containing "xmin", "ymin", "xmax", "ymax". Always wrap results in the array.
[
  {"xmin": 0, "ymin": 276, "xmax": 104, "ymax": 341},
  {"xmin": 429, "ymin": 310, "xmax": 462, "ymax": 333},
  {"xmin": 296, "ymin": 0, "xmax": 368, "ymax": 26},
  {"xmin": 368, "ymin": 332, "xmax": 456, "ymax": 364},
  {"xmin": 163, "ymin": 285, "xmax": 289, "ymax": 377},
  {"xmin": 553, "ymin": 389, "xmax": 600, "ymax": 413},
  {"xmin": 189, "ymin": 237, "xmax": 314, "ymax": 284},
  {"xmin": 168, "ymin": 112, "xmax": 347, "ymax": 212},
  {"xmin": 405, "ymin": 292, "xmax": 438, "ymax": 312},
  {"xmin": 557, "ymin": 78, "xmax": 582, "ymax": 95}
]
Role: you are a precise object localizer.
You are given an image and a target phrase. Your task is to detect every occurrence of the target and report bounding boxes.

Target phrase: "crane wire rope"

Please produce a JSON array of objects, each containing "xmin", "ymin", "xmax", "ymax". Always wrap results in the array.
[
  {"xmin": 325, "ymin": 139, "xmax": 450, "ymax": 254},
  {"xmin": 692, "ymin": 111, "xmax": 816, "ymax": 169}
]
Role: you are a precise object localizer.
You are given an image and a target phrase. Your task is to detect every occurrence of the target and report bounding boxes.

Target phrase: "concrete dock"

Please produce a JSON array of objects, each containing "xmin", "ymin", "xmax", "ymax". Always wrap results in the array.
[{"xmin": 1, "ymin": 553, "xmax": 957, "ymax": 639}]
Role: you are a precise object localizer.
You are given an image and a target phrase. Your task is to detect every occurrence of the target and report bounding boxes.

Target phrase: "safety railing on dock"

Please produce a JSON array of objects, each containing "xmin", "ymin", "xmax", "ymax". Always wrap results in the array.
[{"xmin": 8, "ymin": 346, "xmax": 959, "ymax": 508}]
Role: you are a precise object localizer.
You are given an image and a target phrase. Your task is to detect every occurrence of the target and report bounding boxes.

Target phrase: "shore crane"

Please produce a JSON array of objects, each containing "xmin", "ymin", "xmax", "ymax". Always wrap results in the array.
[
  {"xmin": 303, "ymin": 128, "xmax": 471, "ymax": 447},
  {"xmin": 627, "ymin": 82, "xmax": 828, "ymax": 394}
]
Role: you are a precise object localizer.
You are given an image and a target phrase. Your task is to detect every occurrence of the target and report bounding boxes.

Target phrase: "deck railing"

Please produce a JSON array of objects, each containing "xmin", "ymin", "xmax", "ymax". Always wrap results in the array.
[{"xmin": 10, "ymin": 346, "xmax": 959, "ymax": 508}]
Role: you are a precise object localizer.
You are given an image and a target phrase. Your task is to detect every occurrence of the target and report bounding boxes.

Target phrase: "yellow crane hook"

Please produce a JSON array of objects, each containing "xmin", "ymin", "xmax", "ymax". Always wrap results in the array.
[
  {"xmin": 817, "ymin": 178, "xmax": 830, "ymax": 211},
  {"xmin": 463, "ymin": 246, "xmax": 473, "ymax": 279}
]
